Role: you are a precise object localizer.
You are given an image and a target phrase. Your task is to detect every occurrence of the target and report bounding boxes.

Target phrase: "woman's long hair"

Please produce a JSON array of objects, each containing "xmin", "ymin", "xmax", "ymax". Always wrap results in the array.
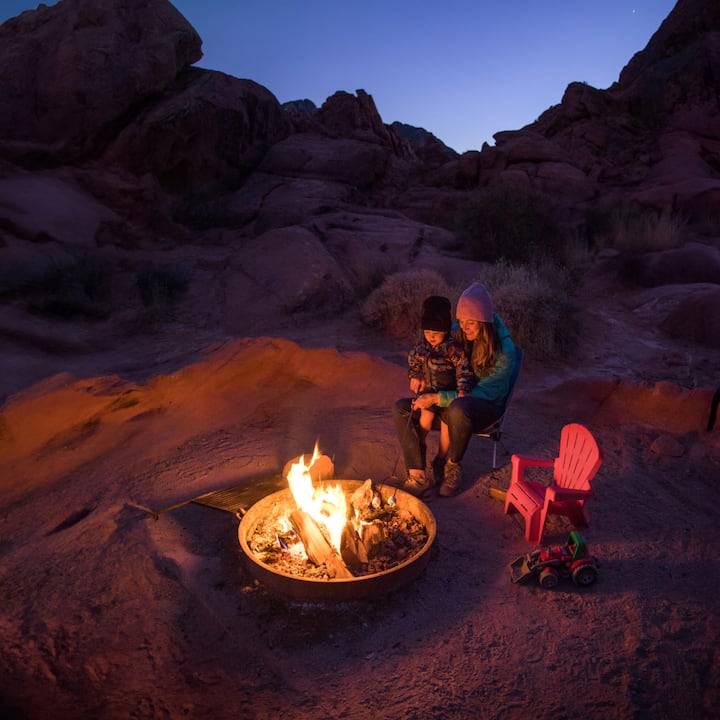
[{"xmin": 456, "ymin": 321, "xmax": 501, "ymax": 376}]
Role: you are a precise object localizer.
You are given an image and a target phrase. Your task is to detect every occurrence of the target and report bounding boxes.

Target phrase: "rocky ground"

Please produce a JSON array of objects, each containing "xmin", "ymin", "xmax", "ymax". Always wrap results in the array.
[
  {"xmin": 1, "ymin": 1, "xmax": 719, "ymax": 716},
  {"xmin": 0, "ymin": 253, "xmax": 718, "ymax": 720}
]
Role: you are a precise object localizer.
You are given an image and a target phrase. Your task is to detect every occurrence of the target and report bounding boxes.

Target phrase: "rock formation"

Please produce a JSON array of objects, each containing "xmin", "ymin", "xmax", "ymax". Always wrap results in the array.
[
  {"xmin": 443, "ymin": 0, "xmax": 720, "ymax": 231},
  {"xmin": 0, "ymin": 0, "xmax": 718, "ymax": 383},
  {"xmin": 0, "ymin": 0, "xmax": 203, "ymax": 164}
]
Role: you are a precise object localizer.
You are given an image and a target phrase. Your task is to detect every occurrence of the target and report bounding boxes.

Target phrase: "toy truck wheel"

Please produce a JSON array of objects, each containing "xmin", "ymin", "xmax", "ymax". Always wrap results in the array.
[
  {"xmin": 572, "ymin": 563, "xmax": 598, "ymax": 587},
  {"xmin": 538, "ymin": 567, "xmax": 559, "ymax": 588}
]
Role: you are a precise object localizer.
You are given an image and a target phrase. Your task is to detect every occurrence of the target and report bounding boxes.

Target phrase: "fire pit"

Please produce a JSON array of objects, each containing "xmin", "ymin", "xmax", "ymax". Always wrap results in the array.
[{"xmin": 238, "ymin": 479, "xmax": 437, "ymax": 603}]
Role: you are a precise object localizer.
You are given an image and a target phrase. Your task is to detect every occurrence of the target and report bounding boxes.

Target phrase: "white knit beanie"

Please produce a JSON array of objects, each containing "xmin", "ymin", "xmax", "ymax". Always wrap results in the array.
[{"xmin": 456, "ymin": 282, "xmax": 494, "ymax": 322}]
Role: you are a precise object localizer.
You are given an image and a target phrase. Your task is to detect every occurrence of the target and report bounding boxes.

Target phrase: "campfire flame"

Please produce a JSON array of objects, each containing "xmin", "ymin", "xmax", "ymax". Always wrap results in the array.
[{"xmin": 286, "ymin": 442, "xmax": 348, "ymax": 552}]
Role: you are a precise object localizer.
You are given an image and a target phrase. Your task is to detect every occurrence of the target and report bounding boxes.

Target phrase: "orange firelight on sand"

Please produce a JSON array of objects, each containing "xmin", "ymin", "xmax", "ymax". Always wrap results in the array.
[{"xmin": 286, "ymin": 442, "xmax": 348, "ymax": 552}]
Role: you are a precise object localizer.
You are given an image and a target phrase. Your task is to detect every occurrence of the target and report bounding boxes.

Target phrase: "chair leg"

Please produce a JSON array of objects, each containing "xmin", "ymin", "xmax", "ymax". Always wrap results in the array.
[
  {"xmin": 505, "ymin": 485, "xmax": 545, "ymax": 544},
  {"xmin": 565, "ymin": 503, "xmax": 589, "ymax": 528},
  {"xmin": 532, "ymin": 506, "xmax": 551, "ymax": 545},
  {"xmin": 492, "ymin": 441, "xmax": 498, "ymax": 470},
  {"xmin": 526, "ymin": 509, "xmax": 544, "ymax": 544}
]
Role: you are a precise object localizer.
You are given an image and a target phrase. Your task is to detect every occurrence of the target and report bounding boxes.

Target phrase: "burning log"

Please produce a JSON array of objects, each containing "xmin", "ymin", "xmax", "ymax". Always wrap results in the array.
[
  {"xmin": 340, "ymin": 520, "xmax": 385, "ymax": 566},
  {"xmin": 289, "ymin": 509, "xmax": 353, "ymax": 579},
  {"xmin": 360, "ymin": 522, "xmax": 385, "ymax": 557},
  {"xmin": 283, "ymin": 453, "xmax": 334, "ymax": 484},
  {"xmin": 341, "ymin": 525, "xmax": 368, "ymax": 565}
]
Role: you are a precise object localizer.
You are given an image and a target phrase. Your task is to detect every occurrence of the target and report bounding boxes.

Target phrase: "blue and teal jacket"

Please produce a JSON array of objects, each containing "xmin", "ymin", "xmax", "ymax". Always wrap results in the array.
[{"xmin": 436, "ymin": 314, "xmax": 518, "ymax": 408}]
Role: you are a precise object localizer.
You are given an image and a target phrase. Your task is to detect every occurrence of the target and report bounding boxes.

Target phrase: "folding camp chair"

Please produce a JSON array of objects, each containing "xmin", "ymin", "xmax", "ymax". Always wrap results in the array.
[{"xmin": 475, "ymin": 347, "xmax": 523, "ymax": 469}]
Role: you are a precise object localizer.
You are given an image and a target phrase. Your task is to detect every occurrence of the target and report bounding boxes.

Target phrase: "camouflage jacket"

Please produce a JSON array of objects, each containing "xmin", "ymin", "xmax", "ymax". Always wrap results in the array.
[{"xmin": 408, "ymin": 337, "xmax": 473, "ymax": 395}]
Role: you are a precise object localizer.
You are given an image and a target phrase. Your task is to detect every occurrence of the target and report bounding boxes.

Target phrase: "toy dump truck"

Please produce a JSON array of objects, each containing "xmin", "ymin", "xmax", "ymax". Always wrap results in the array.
[{"xmin": 509, "ymin": 530, "xmax": 599, "ymax": 588}]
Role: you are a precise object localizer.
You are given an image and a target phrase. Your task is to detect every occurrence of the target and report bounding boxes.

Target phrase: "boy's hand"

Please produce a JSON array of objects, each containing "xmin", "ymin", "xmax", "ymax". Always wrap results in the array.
[{"xmin": 409, "ymin": 378, "xmax": 425, "ymax": 394}]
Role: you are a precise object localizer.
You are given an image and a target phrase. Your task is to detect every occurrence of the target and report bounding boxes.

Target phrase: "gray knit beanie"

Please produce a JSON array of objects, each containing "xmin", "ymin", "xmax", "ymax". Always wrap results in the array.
[{"xmin": 455, "ymin": 282, "xmax": 494, "ymax": 322}]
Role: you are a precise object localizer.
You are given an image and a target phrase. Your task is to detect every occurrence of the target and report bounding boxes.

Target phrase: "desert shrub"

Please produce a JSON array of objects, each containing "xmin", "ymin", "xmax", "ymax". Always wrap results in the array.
[
  {"xmin": 692, "ymin": 206, "xmax": 720, "ymax": 237},
  {"xmin": 136, "ymin": 263, "xmax": 190, "ymax": 308},
  {"xmin": 481, "ymin": 259, "xmax": 579, "ymax": 359},
  {"xmin": 585, "ymin": 202, "xmax": 686, "ymax": 251},
  {"xmin": 25, "ymin": 254, "xmax": 110, "ymax": 320},
  {"xmin": 455, "ymin": 181, "xmax": 564, "ymax": 264},
  {"xmin": 558, "ymin": 227, "xmax": 596, "ymax": 279},
  {"xmin": 358, "ymin": 263, "xmax": 397, "ymax": 296},
  {"xmin": 361, "ymin": 268, "xmax": 451, "ymax": 341},
  {"xmin": 364, "ymin": 262, "xmax": 579, "ymax": 358}
]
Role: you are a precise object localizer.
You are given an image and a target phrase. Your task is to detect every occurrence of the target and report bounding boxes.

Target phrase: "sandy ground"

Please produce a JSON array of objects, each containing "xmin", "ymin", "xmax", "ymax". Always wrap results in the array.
[{"xmin": 0, "ymin": 275, "xmax": 719, "ymax": 720}]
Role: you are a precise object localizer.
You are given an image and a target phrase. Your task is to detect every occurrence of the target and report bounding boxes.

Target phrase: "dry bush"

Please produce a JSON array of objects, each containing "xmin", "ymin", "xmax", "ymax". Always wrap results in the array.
[
  {"xmin": 586, "ymin": 203, "xmax": 686, "ymax": 252},
  {"xmin": 455, "ymin": 181, "xmax": 564, "ymax": 263},
  {"xmin": 133, "ymin": 262, "xmax": 190, "ymax": 324},
  {"xmin": 361, "ymin": 268, "xmax": 451, "ymax": 341},
  {"xmin": 559, "ymin": 228, "xmax": 596, "ymax": 278},
  {"xmin": 647, "ymin": 209, "xmax": 687, "ymax": 250},
  {"xmin": 136, "ymin": 263, "xmax": 189, "ymax": 308},
  {"xmin": 364, "ymin": 262, "xmax": 579, "ymax": 359},
  {"xmin": 24, "ymin": 253, "xmax": 111, "ymax": 320},
  {"xmin": 481, "ymin": 260, "xmax": 579, "ymax": 359}
]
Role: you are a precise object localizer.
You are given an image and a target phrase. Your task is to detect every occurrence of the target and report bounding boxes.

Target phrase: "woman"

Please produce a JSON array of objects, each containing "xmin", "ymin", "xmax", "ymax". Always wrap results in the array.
[{"xmin": 392, "ymin": 282, "xmax": 518, "ymax": 498}]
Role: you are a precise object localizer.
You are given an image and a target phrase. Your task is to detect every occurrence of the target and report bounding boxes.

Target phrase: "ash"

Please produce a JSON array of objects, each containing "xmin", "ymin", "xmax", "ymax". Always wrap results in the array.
[{"xmin": 248, "ymin": 503, "xmax": 429, "ymax": 580}]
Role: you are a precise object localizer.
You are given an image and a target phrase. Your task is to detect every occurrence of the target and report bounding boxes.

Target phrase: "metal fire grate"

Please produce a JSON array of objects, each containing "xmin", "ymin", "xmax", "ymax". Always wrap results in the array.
[{"xmin": 152, "ymin": 474, "xmax": 287, "ymax": 518}]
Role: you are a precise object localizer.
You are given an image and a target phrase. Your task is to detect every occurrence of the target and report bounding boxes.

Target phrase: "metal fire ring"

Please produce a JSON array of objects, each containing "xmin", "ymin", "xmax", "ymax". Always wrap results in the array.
[{"xmin": 238, "ymin": 480, "xmax": 437, "ymax": 603}]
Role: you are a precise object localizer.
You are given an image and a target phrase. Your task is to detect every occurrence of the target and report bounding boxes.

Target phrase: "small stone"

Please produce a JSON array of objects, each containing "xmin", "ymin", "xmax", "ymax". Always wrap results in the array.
[{"xmin": 650, "ymin": 435, "xmax": 686, "ymax": 457}]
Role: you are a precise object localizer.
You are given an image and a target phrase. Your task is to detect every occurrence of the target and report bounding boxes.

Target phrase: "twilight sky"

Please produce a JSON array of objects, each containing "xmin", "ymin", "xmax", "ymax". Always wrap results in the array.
[{"xmin": 3, "ymin": 0, "xmax": 677, "ymax": 153}]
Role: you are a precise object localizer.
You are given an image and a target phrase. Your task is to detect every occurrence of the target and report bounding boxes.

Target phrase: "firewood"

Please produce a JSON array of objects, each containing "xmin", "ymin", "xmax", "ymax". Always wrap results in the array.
[
  {"xmin": 350, "ymin": 479, "xmax": 385, "ymax": 521},
  {"xmin": 341, "ymin": 525, "xmax": 369, "ymax": 565},
  {"xmin": 282, "ymin": 454, "xmax": 335, "ymax": 483},
  {"xmin": 360, "ymin": 522, "xmax": 385, "ymax": 559},
  {"xmin": 290, "ymin": 509, "xmax": 353, "ymax": 579},
  {"xmin": 289, "ymin": 509, "xmax": 330, "ymax": 564}
]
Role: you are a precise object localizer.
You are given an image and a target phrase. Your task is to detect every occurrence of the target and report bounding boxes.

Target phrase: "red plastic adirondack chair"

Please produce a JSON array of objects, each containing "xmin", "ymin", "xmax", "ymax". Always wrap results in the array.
[{"xmin": 504, "ymin": 423, "xmax": 603, "ymax": 545}]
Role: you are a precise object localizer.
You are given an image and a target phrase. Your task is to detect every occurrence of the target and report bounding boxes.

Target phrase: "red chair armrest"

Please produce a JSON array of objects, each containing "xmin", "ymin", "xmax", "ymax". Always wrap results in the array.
[
  {"xmin": 511, "ymin": 454, "xmax": 555, "ymax": 468},
  {"xmin": 546, "ymin": 486, "xmax": 593, "ymax": 502},
  {"xmin": 511, "ymin": 454, "xmax": 555, "ymax": 473}
]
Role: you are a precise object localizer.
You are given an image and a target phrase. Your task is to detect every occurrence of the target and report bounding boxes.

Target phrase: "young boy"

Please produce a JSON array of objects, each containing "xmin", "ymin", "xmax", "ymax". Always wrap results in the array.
[{"xmin": 407, "ymin": 296, "xmax": 473, "ymax": 484}]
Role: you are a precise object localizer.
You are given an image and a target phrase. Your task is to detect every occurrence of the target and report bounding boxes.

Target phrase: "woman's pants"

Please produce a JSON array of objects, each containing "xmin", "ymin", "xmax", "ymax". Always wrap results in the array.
[{"xmin": 392, "ymin": 395, "xmax": 505, "ymax": 471}]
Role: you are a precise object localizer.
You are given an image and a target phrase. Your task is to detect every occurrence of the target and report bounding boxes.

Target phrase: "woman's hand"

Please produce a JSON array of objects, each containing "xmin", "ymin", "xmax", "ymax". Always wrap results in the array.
[{"xmin": 412, "ymin": 392, "xmax": 439, "ymax": 410}]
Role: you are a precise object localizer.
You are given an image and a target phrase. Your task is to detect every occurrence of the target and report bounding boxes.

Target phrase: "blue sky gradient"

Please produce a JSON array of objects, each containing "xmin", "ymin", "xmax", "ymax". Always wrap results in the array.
[{"xmin": 2, "ymin": 0, "xmax": 678, "ymax": 153}]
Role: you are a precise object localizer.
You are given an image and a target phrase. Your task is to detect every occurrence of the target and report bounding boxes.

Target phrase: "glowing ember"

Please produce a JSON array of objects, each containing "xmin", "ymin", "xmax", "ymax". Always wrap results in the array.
[{"xmin": 286, "ymin": 442, "xmax": 347, "ymax": 552}]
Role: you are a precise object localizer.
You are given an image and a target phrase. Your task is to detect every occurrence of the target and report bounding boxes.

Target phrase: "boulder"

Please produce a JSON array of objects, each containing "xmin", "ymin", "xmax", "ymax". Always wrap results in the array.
[
  {"xmin": 221, "ymin": 225, "xmax": 354, "ymax": 332},
  {"xmin": 102, "ymin": 69, "xmax": 291, "ymax": 201},
  {"xmin": 317, "ymin": 89, "xmax": 399, "ymax": 149},
  {"xmin": 660, "ymin": 286, "xmax": 720, "ymax": 347},
  {"xmin": 259, "ymin": 133, "xmax": 391, "ymax": 190},
  {"xmin": 634, "ymin": 243, "xmax": 720, "ymax": 286},
  {"xmin": 0, "ymin": 170, "xmax": 120, "ymax": 247},
  {"xmin": 0, "ymin": 0, "xmax": 202, "ymax": 164},
  {"xmin": 391, "ymin": 121, "xmax": 458, "ymax": 167}
]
